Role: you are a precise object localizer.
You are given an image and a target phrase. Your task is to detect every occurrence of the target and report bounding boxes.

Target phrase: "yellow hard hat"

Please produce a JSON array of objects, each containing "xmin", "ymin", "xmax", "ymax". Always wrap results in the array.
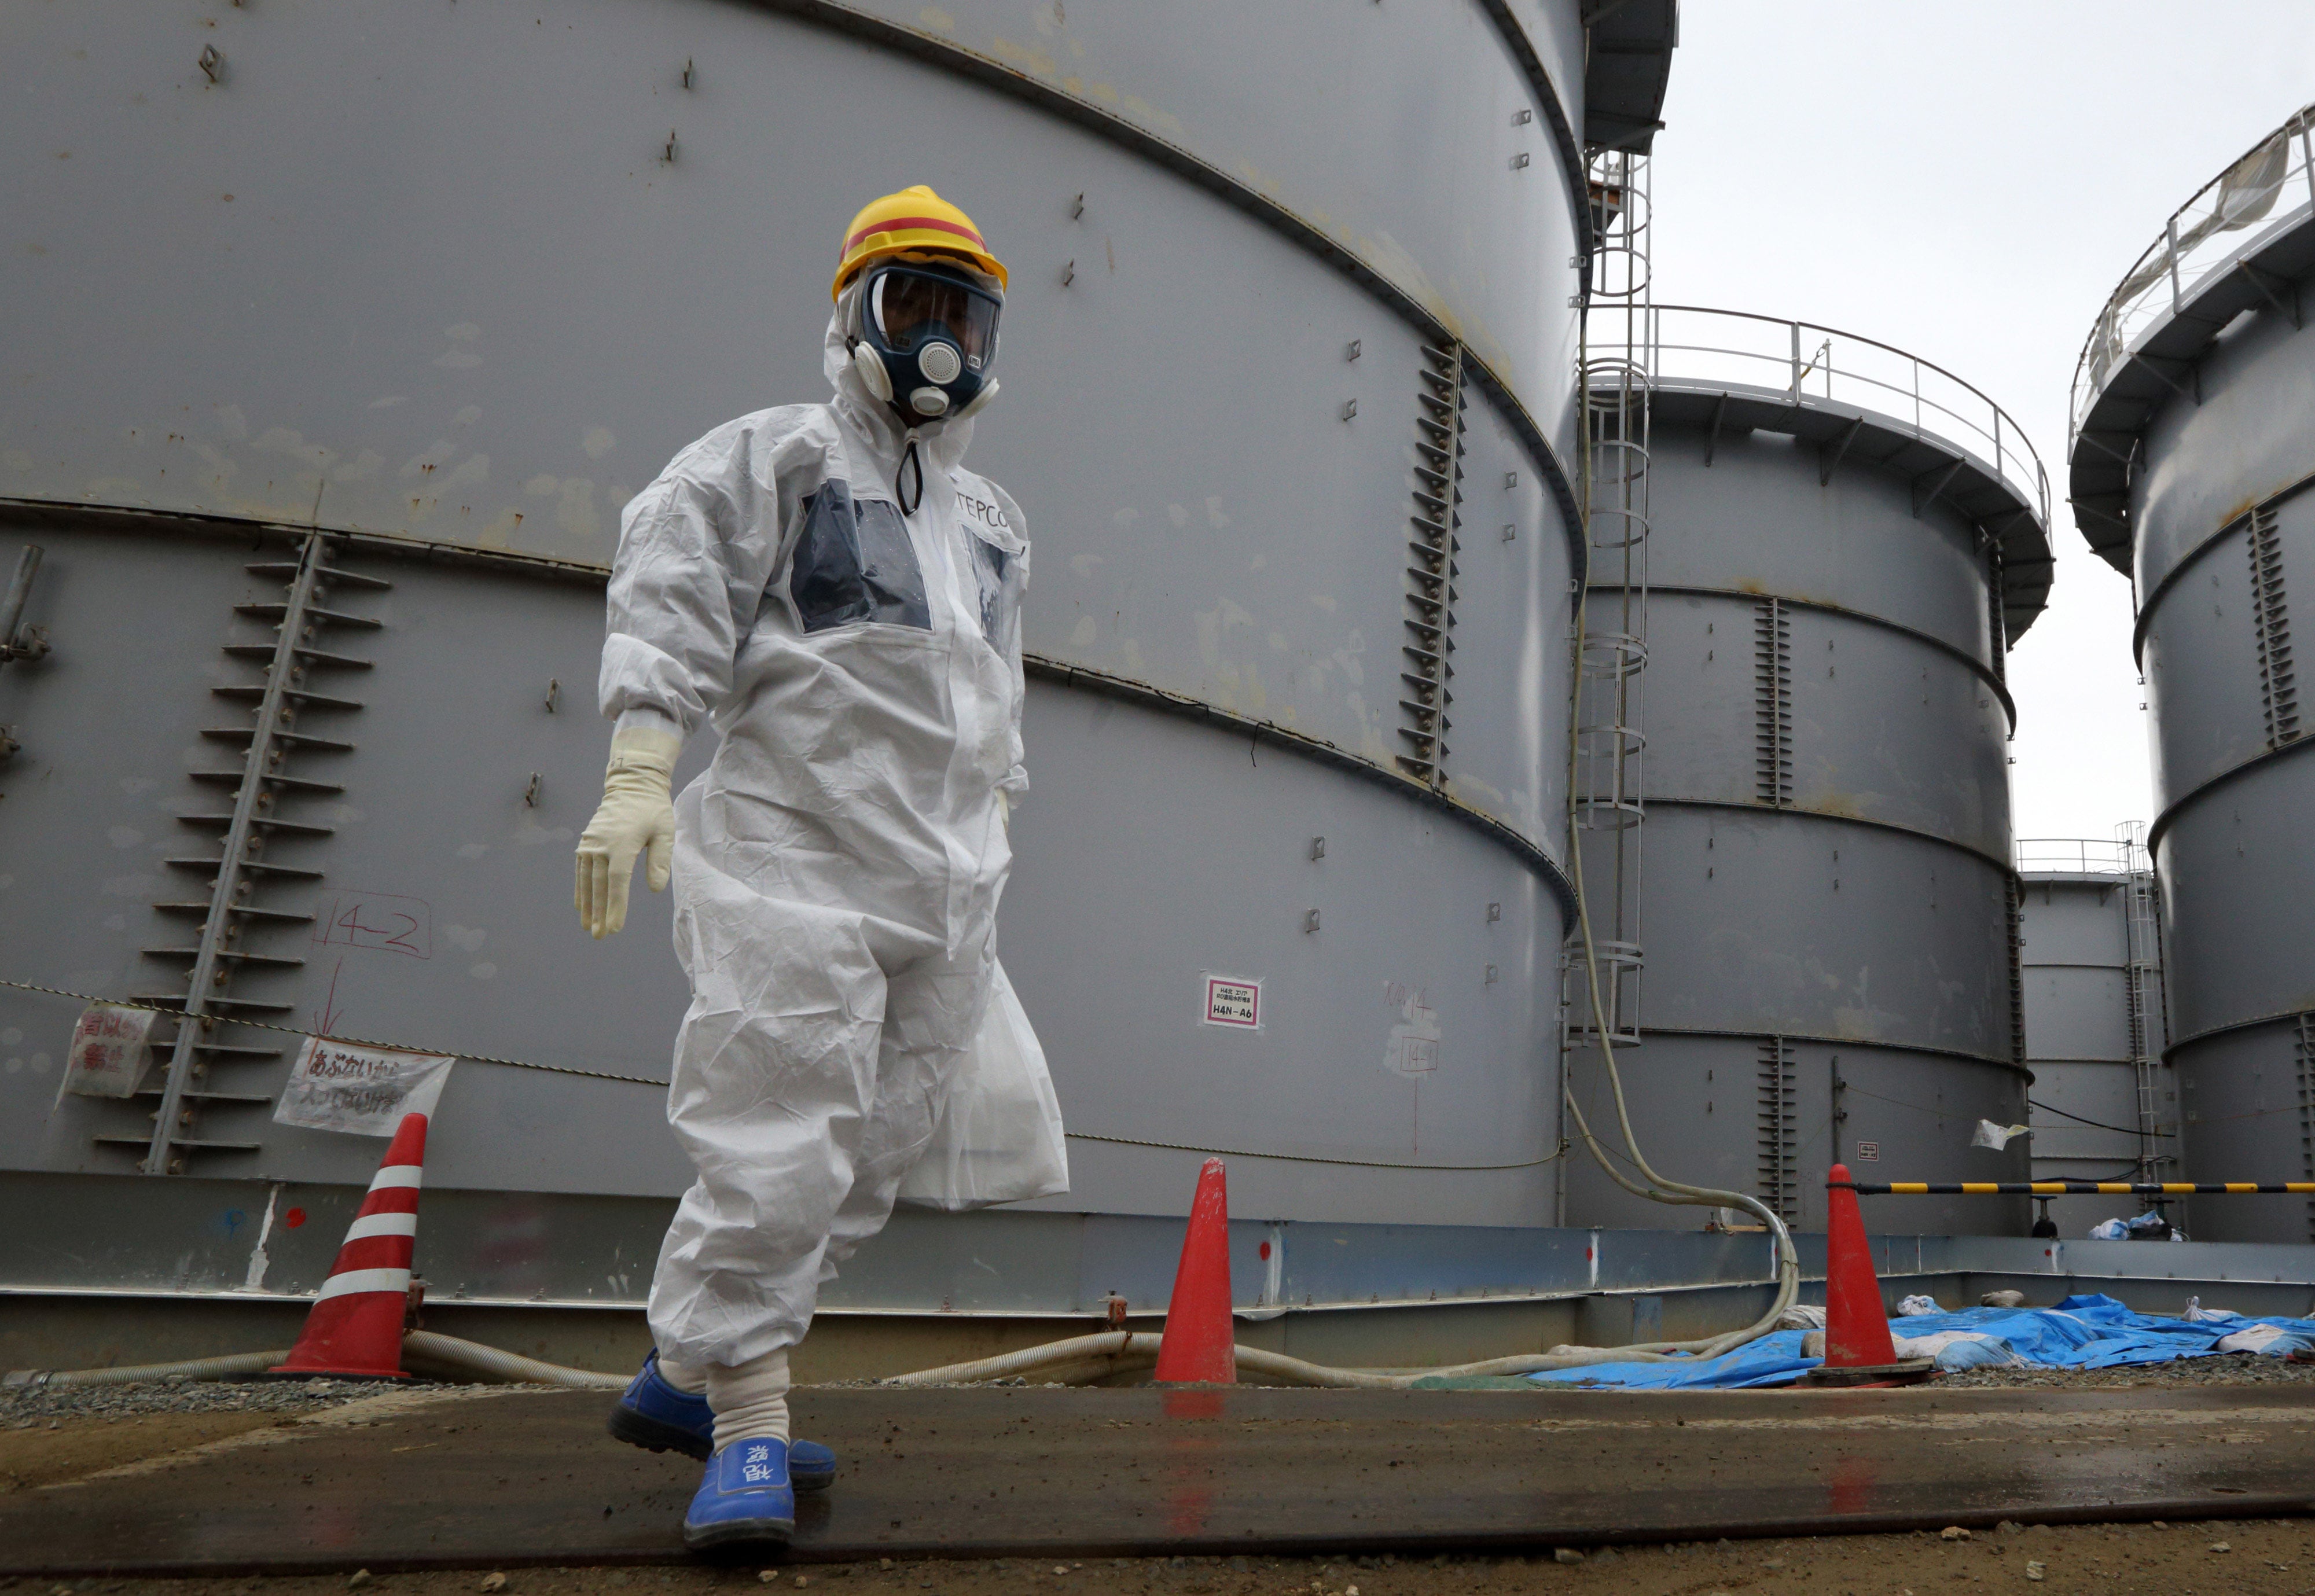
[{"xmin": 832, "ymin": 185, "xmax": 1007, "ymax": 301}]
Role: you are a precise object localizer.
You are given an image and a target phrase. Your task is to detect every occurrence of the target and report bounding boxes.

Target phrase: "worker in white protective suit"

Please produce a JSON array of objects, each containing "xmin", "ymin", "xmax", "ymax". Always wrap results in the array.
[{"xmin": 575, "ymin": 186, "xmax": 1028, "ymax": 1552}]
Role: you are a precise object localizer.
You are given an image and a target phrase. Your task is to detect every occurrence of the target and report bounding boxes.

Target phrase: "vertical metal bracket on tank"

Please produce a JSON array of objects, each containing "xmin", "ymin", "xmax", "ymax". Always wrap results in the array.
[
  {"xmin": 2121, "ymin": 829, "xmax": 2169, "ymax": 1189},
  {"xmin": 124, "ymin": 532, "xmax": 387, "ymax": 1175},
  {"xmin": 1982, "ymin": 532, "xmax": 2010, "ymax": 689},
  {"xmin": 1397, "ymin": 343, "xmax": 1466, "ymax": 787},
  {"xmin": 1751, "ymin": 599, "xmax": 1794, "ymax": 807},
  {"xmin": 2295, "ymin": 1016, "xmax": 2315, "ymax": 1241},
  {"xmin": 1, "ymin": 543, "xmax": 50, "ymax": 666},
  {"xmin": 0, "ymin": 543, "xmax": 50, "ymax": 762},
  {"xmin": 2247, "ymin": 504, "xmax": 2301, "ymax": 749},
  {"xmin": 2002, "ymin": 877, "xmax": 2029, "ymax": 1075},
  {"xmin": 1755, "ymin": 1037, "xmax": 1798, "ymax": 1223}
]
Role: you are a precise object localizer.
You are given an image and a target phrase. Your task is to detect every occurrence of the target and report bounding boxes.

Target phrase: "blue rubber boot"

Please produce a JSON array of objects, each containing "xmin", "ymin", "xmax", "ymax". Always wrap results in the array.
[
  {"xmin": 607, "ymin": 1352, "xmax": 836, "ymax": 1490},
  {"xmin": 684, "ymin": 1436, "xmax": 796, "ymax": 1551}
]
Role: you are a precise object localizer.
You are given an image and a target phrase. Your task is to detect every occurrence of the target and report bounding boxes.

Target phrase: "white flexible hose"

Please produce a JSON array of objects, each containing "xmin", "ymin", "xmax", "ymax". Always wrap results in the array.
[
  {"xmin": 4, "ymin": 1332, "xmax": 626, "ymax": 1391},
  {"xmin": 400, "ymin": 1330, "xmax": 628, "ymax": 1389},
  {"xmin": 3, "ymin": 1350, "xmax": 291, "ymax": 1389}
]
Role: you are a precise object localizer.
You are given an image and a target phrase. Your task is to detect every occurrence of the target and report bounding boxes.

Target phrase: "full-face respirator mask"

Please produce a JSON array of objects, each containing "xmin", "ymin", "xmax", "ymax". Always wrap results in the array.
[{"xmin": 846, "ymin": 258, "xmax": 1003, "ymax": 426}]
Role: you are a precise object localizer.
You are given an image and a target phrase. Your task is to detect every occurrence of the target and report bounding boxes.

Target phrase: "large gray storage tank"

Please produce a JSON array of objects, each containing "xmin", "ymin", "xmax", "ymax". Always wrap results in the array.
[
  {"xmin": 1563, "ymin": 307, "xmax": 2049, "ymax": 1238},
  {"xmin": 0, "ymin": 2, "xmax": 1636, "ymax": 1310},
  {"xmin": 2016, "ymin": 842, "xmax": 2176, "ymax": 1238},
  {"xmin": 2067, "ymin": 108, "xmax": 2315, "ymax": 1243}
]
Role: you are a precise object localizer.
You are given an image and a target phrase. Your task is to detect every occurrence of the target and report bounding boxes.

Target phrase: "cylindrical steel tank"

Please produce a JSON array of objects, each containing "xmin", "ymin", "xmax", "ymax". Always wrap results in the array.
[
  {"xmin": 2016, "ymin": 843, "xmax": 2176, "ymax": 1238},
  {"xmin": 2067, "ymin": 109, "xmax": 2315, "ymax": 1244},
  {"xmin": 1562, "ymin": 307, "xmax": 2049, "ymax": 1237},
  {"xmin": 0, "ymin": 1, "xmax": 1630, "ymax": 1310}
]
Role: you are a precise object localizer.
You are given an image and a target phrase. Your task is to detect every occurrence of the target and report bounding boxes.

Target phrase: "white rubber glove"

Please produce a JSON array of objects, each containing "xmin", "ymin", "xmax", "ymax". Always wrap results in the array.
[{"xmin": 574, "ymin": 722, "xmax": 683, "ymax": 939}]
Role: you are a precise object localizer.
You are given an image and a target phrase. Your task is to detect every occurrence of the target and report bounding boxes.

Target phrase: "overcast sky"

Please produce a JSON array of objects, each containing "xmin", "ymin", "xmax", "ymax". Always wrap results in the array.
[{"xmin": 1650, "ymin": 2, "xmax": 2315, "ymax": 850}]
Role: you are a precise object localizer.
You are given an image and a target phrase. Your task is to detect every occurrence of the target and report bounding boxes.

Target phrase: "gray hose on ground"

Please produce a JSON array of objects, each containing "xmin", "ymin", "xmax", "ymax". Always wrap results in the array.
[
  {"xmin": 4, "ymin": 1332, "xmax": 627, "ymax": 1392},
  {"xmin": 876, "ymin": 1330, "xmax": 1813, "ymax": 1390},
  {"xmin": 881, "ymin": 1332, "xmax": 1162, "ymax": 1387},
  {"xmin": 3, "ymin": 1351, "xmax": 291, "ymax": 1389},
  {"xmin": 399, "ymin": 1330, "xmax": 629, "ymax": 1389}
]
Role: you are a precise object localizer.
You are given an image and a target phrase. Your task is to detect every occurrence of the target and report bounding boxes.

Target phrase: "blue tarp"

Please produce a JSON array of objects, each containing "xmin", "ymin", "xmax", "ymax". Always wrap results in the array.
[{"xmin": 1524, "ymin": 1295, "xmax": 2315, "ymax": 1391}]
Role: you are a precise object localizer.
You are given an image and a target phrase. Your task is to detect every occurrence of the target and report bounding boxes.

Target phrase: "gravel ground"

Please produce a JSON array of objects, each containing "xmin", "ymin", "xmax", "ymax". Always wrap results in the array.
[
  {"xmin": 1935, "ymin": 1351, "xmax": 2315, "ymax": 1388},
  {"xmin": 9, "ymin": 1353, "xmax": 2315, "ymax": 1421},
  {"xmin": 7, "ymin": 1520, "xmax": 2315, "ymax": 1596},
  {"xmin": 3, "ymin": 1378, "xmax": 477, "ymax": 1428}
]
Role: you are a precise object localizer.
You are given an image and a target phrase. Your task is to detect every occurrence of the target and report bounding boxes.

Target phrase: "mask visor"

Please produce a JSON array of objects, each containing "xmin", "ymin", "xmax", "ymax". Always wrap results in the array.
[{"xmin": 871, "ymin": 268, "xmax": 1002, "ymax": 369}]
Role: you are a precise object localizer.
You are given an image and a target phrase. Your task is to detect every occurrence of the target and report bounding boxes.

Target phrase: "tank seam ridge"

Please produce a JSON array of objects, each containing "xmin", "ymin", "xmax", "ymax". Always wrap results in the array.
[
  {"xmin": 1640, "ymin": 795, "xmax": 2018, "ymax": 876},
  {"xmin": 1628, "ymin": 1024, "xmax": 2030, "ymax": 1076},
  {"xmin": 1591, "ymin": 580, "xmax": 2018, "ymax": 726},
  {"xmin": 2142, "ymin": 723, "xmax": 2315, "ymax": 854},
  {"xmin": 0, "ymin": 497, "xmax": 1588, "ymax": 920},
  {"xmin": 0, "ymin": 497, "xmax": 615, "ymax": 586},
  {"xmin": 2162, "ymin": 1002, "xmax": 2315, "ymax": 1058},
  {"xmin": 2130, "ymin": 466, "xmax": 2315, "ymax": 660},
  {"xmin": 1023, "ymin": 653, "xmax": 1579, "ymax": 928}
]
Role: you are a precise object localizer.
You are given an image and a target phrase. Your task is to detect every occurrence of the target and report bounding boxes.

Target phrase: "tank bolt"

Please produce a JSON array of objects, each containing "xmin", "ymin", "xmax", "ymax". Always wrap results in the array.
[
  {"xmin": 1309, "ymin": 836, "xmax": 1325, "ymax": 860},
  {"xmin": 1303, "ymin": 909, "xmax": 1321, "ymax": 934},
  {"xmin": 198, "ymin": 44, "xmax": 222, "ymax": 84}
]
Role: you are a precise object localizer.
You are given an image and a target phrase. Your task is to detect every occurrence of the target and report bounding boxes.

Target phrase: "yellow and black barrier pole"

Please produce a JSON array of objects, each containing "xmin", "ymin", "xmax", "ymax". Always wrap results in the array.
[{"xmin": 1832, "ymin": 1181, "xmax": 2315, "ymax": 1196}]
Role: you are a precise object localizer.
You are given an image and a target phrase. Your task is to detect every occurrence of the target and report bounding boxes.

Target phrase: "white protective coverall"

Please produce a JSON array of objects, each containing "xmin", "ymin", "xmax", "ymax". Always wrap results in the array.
[{"xmin": 601, "ymin": 294, "xmax": 1029, "ymax": 1369}]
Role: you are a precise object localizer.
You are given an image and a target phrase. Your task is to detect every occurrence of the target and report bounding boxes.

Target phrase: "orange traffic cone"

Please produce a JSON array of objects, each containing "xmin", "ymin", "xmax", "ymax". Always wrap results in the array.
[
  {"xmin": 1152, "ymin": 1158, "xmax": 1236, "ymax": 1384},
  {"xmin": 268, "ymin": 1110, "xmax": 428, "ymax": 1380},
  {"xmin": 1803, "ymin": 1161, "xmax": 1933, "ymax": 1387}
]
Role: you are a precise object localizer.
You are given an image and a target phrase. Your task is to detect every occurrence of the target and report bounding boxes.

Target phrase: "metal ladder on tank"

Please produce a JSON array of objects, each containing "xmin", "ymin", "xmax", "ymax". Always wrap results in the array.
[
  {"xmin": 1561, "ymin": 148, "xmax": 1655, "ymax": 1136},
  {"xmin": 2119, "ymin": 822, "xmax": 2170, "ymax": 1187}
]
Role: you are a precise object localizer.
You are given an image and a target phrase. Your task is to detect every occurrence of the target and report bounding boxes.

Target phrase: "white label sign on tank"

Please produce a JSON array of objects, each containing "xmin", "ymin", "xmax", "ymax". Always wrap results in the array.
[
  {"xmin": 1384, "ymin": 985, "xmax": 1441, "ymax": 1078},
  {"xmin": 274, "ymin": 1037, "xmax": 455, "ymax": 1136},
  {"xmin": 1203, "ymin": 975, "xmax": 1262, "ymax": 1030},
  {"xmin": 60, "ymin": 1003, "xmax": 161, "ymax": 1098}
]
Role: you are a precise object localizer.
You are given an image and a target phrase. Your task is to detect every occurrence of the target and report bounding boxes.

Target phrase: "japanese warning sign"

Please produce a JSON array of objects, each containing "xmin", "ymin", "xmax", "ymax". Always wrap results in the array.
[
  {"xmin": 274, "ymin": 1036, "xmax": 455, "ymax": 1137},
  {"xmin": 61, "ymin": 1003, "xmax": 161, "ymax": 1099}
]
